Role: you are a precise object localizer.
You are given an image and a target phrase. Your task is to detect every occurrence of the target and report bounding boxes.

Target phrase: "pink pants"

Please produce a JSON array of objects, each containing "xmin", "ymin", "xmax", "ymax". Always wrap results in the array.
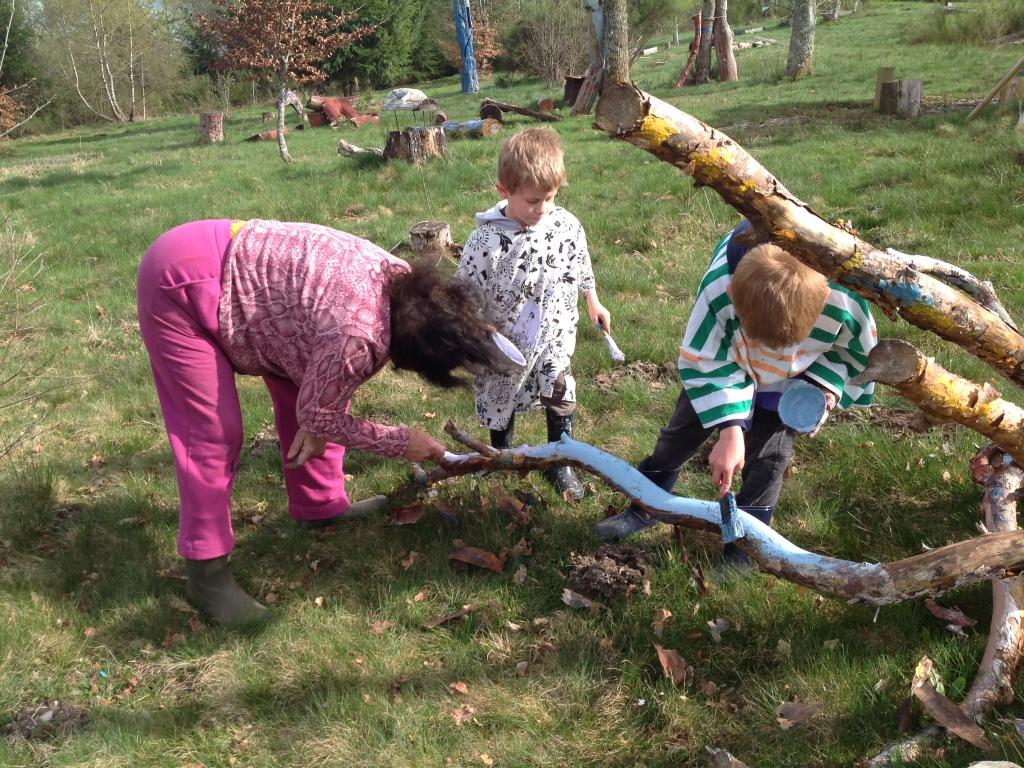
[{"xmin": 137, "ymin": 220, "xmax": 350, "ymax": 560}]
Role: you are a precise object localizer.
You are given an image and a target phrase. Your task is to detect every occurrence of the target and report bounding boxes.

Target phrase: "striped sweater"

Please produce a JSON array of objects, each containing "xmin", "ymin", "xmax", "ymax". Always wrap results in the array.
[{"xmin": 678, "ymin": 228, "xmax": 877, "ymax": 430}]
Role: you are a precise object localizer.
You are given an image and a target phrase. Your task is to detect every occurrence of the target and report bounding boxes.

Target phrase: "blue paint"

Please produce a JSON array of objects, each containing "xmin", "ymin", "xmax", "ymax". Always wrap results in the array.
[
  {"xmin": 719, "ymin": 491, "xmax": 745, "ymax": 543},
  {"xmin": 453, "ymin": 0, "xmax": 479, "ymax": 94}
]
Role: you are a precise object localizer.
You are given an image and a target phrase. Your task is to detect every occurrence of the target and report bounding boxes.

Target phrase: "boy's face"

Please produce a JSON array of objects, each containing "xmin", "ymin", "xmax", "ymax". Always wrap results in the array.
[{"xmin": 497, "ymin": 182, "xmax": 558, "ymax": 228}]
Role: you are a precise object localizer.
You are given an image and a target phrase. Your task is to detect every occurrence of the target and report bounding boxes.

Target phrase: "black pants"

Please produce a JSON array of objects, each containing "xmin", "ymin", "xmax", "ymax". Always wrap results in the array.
[{"xmin": 633, "ymin": 386, "xmax": 795, "ymax": 510}]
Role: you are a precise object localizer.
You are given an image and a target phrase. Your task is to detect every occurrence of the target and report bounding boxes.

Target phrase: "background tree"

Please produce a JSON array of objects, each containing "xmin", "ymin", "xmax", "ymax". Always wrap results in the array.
[
  {"xmin": 712, "ymin": 0, "xmax": 737, "ymax": 81},
  {"xmin": 198, "ymin": 0, "xmax": 373, "ymax": 162},
  {"xmin": 501, "ymin": 0, "xmax": 588, "ymax": 87},
  {"xmin": 694, "ymin": 0, "xmax": 714, "ymax": 83},
  {"xmin": 38, "ymin": 0, "xmax": 188, "ymax": 124},
  {"xmin": 1, "ymin": 0, "xmax": 51, "ymax": 137},
  {"xmin": 786, "ymin": 0, "xmax": 815, "ymax": 78}
]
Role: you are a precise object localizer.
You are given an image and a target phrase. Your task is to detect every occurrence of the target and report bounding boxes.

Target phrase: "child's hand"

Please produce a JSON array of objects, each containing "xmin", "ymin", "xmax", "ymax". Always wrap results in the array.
[
  {"xmin": 587, "ymin": 300, "xmax": 611, "ymax": 334},
  {"xmin": 708, "ymin": 426, "xmax": 745, "ymax": 496},
  {"xmin": 808, "ymin": 389, "xmax": 838, "ymax": 438},
  {"xmin": 287, "ymin": 429, "xmax": 328, "ymax": 468}
]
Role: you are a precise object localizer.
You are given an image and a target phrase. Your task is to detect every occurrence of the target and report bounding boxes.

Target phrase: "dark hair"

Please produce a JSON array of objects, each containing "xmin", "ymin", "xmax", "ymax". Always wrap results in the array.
[{"xmin": 388, "ymin": 260, "xmax": 507, "ymax": 388}]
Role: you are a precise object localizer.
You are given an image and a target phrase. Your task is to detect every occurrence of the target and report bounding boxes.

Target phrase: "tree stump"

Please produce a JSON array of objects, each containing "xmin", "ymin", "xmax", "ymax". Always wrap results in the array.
[
  {"xmin": 383, "ymin": 126, "xmax": 447, "ymax": 164},
  {"xmin": 410, "ymin": 221, "xmax": 454, "ymax": 260},
  {"xmin": 874, "ymin": 66, "xmax": 895, "ymax": 110},
  {"xmin": 878, "ymin": 79, "xmax": 922, "ymax": 118},
  {"xmin": 564, "ymin": 76, "xmax": 585, "ymax": 107},
  {"xmin": 261, "ymin": 111, "xmax": 274, "ymax": 123},
  {"xmin": 198, "ymin": 112, "xmax": 224, "ymax": 144},
  {"xmin": 480, "ymin": 102, "xmax": 503, "ymax": 122}
]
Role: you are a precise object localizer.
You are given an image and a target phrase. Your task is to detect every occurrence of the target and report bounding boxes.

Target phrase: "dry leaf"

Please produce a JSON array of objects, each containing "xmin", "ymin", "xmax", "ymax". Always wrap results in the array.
[
  {"xmin": 479, "ymin": 755, "xmax": 494, "ymax": 766},
  {"xmin": 421, "ymin": 603, "xmax": 475, "ymax": 630},
  {"xmin": 313, "ymin": 596, "xmax": 325, "ymax": 608},
  {"xmin": 412, "ymin": 590, "xmax": 427, "ymax": 602},
  {"xmin": 776, "ymin": 639, "xmax": 792, "ymax": 658},
  {"xmin": 653, "ymin": 643, "xmax": 690, "ymax": 687},
  {"xmin": 776, "ymin": 700, "xmax": 821, "ymax": 729},
  {"xmin": 652, "ymin": 608, "xmax": 672, "ymax": 638},
  {"xmin": 513, "ymin": 564, "xmax": 528, "ymax": 584},
  {"xmin": 390, "ymin": 504, "xmax": 425, "ymax": 525},
  {"xmin": 83, "ymin": 627, "xmax": 98, "ymax": 638},
  {"xmin": 450, "ymin": 681, "xmax": 469, "ymax": 696},
  {"xmin": 400, "ymin": 551, "xmax": 420, "ymax": 571},
  {"xmin": 508, "ymin": 537, "xmax": 533, "ymax": 558},
  {"xmin": 515, "ymin": 661, "xmax": 529, "ymax": 676},
  {"xmin": 449, "ymin": 546, "xmax": 506, "ymax": 573},
  {"xmin": 422, "ymin": 412, "xmax": 435, "ymax": 419},
  {"xmin": 911, "ymin": 656, "xmax": 992, "ymax": 751},
  {"xmin": 492, "ymin": 487, "xmax": 531, "ymax": 526},
  {"xmin": 369, "ymin": 620, "xmax": 394, "ymax": 635},
  {"xmin": 507, "ymin": 620, "xmax": 522, "ymax": 631},
  {"xmin": 451, "ymin": 704, "xmax": 475, "ymax": 726},
  {"xmin": 700, "ymin": 680, "xmax": 719, "ymax": 698}
]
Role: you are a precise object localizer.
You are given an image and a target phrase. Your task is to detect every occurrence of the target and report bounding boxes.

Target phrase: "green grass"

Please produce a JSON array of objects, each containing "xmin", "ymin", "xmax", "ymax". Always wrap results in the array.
[{"xmin": 2, "ymin": 2, "xmax": 1024, "ymax": 765}]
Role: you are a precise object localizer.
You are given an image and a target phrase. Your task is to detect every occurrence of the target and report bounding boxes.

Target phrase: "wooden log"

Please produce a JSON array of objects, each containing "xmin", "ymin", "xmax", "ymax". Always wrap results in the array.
[
  {"xmin": 197, "ymin": 111, "xmax": 224, "ymax": 144},
  {"xmin": 481, "ymin": 98, "xmax": 561, "ymax": 123},
  {"xmin": 674, "ymin": 11, "xmax": 702, "ymax": 88},
  {"xmin": 410, "ymin": 221, "xmax": 454, "ymax": 260},
  {"xmin": 479, "ymin": 102, "xmax": 503, "ymax": 122},
  {"xmin": 307, "ymin": 111, "xmax": 330, "ymax": 128},
  {"xmin": 245, "ymin": 127, "xmax": 286, "ymax": 142},
  {"xmin": 440, "ymin": 119, "xmax": 501, "ymax": 139},
  {"xmin": 382, "ymin": 126, "xmax": 447, "ymax": 164},
  {"xmin": 967, "ymin": 54, "xmax": 1024, "ymax": 120},
  {"xmin": 336, "ymin": 138, "xmax": 383, "ymax": 158},
  {"xmin": 879, "ymin": 79, "xmax": 922, "ymax": 118},
  {"xmin": 349, "ymin": 114, "xmax": 379, "ymax": 128},
  {"xmin": 963, "ymin": 445, "xmax": 1024, "ymax": 718},
  {"xmin": 396, "ymin": 422, "xmax": 1024, "ymax": 606},
  {"xmin": 854, "ymin": 340, "xmax": 1024, "ymax": 466},
  {"xmin": 874, "ymin": 66, "xmax": 895, "ymax": 110},
  {"xmin": 593, "ymin": 83, "xmax": 1024, "ymax": 387},
  {"xmin": 308, "ymin": 93, "xmax": 356, "ymax": 111},
  {"xmin": 564, "ymin": 76, "xmax": 585, "ymax": 106}
]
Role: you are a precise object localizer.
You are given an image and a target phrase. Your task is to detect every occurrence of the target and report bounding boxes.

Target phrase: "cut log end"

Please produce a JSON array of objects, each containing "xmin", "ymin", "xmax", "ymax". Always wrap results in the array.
[
  {"xmin": 594, "ymin": 82, "xmax": 648, "ymax": 136},
  {"xmin": 855, "ymin": 340, "xmax": 926, "ymax": 386}
]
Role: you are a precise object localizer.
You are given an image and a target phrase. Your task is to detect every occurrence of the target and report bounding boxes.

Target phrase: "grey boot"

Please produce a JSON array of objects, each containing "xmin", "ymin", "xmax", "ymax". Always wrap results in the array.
[
  {"xmin": 490, "ymin": 414, "xmax": 516, "ymax": 450},
  {"xmin": 185, "ymin": 555, "xmax": 270, "ymax": 626},
  {"xmin": 545, "ymin": 411, "xmax": 584, "ymax": 500},
  {"xmin": 301, "ymin": 495, "xmax": 391, "ymax": 528}
]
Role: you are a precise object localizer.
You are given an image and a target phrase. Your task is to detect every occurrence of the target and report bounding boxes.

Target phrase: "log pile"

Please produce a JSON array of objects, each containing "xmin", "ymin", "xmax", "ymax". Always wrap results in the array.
[
  {"xmin": 479, "ymin": 98, "xmax": 561, "ymax": 124},
  {"xmin": 303, "ymin": 94, "xmax": 380, "ymax": 128}
]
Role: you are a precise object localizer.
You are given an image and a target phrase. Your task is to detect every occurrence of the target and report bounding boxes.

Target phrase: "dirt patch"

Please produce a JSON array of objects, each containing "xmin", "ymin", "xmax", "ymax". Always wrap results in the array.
[
  {"xmin": 830, "ymin": 405, "xmax": 960, "ymax": 438},
  {"xmin": 593, "ymin": 361, "xmax": 678, "ymax": 393},
  {"xmin": 567, "ymin": 544, "xmax": 648, "ymax": 601},
  {"xmin": 920, "ymin": 96, "xmax": 980, "ymax": 116},
  {"xmin": 2, "ymin": 700, "xmax": 89, "ymax": 743}
]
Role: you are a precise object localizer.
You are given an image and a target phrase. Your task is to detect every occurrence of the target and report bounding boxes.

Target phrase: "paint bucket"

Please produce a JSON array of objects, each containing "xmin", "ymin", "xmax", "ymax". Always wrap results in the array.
[{"xmin": 778, "ymin": 380, "xmax": 828, "ymax": 433}]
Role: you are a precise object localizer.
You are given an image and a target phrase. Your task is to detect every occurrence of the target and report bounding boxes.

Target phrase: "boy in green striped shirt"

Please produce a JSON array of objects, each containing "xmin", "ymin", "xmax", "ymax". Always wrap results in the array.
[{"xmin": 596, "ymin": 221, "xmax": 876, "ymax": 562}]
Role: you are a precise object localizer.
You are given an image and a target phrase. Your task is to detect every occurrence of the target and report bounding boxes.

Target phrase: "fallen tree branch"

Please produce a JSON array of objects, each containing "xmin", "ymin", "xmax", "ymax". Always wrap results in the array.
[
  {"xmin": 394, "ymin": 422, "xmax": 1024, "ymax": 606},
  {"xmin": 854, "ymin": 340, "xmax": 1024, "ymax": 466},
  {"xmin": 593, "ymin": 83, "xmax": 1024, "ymax": 387}
]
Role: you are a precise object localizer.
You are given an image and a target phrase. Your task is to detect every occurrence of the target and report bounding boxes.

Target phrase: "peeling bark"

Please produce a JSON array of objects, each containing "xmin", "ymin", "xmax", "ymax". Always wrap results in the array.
[
  {"xmin": 856, "ymin": 340, "xmax": 1024, "ymax": 466},
  {"xmin": 592, "ymin": 83, "xmax": 1024, "ymax": 386},
  {"xmin": 400, "ymin": 423, "xmax": 1024, "ymax": 607}
]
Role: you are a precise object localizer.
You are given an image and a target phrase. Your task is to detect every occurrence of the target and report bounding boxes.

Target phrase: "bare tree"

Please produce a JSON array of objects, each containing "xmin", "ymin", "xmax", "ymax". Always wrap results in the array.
[
  {"xmin": 0, "ymin": 0, "xmax": 51, "ymax": 137},
  {"xmin": 712, "ymin": 0, "xmax": 737, "ymax": 82},
  {"xmin": 786, "ymin": 0, "xmax": 815, "ymax": 78},
  {"xmin": 694, "ymin": 0, "xmax": 714, "ymax": 84}
]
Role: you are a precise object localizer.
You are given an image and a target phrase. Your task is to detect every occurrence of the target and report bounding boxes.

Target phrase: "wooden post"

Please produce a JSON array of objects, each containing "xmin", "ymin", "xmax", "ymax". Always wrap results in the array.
[
  {"xmin": 874, "ymin": 66, "xmax": 895, "ymax": 110},
  {"xmin": 197, "ymin": 112, "xmax": 224, "ymax": 143},
  {"xmin": 410, "ymin": 221, "xmax": 454, "ymax": 260},
  {"xmin": 383, "ymin": 126, "xmax": 447, "ymax": 164},
  {"xmin": 879, "ymin": 79, "xmax": 922, "ymax": 118},
  {"xmin": 999, "ymin": 76, "xmax": 1024, "ymax": 111},
  {"xmin": 564, "ymin": 76, "xmax": 585, "ymax": 106},
  {"xmin": 453, "ymin": 0, "xmax": 480, "ymax": 94}
]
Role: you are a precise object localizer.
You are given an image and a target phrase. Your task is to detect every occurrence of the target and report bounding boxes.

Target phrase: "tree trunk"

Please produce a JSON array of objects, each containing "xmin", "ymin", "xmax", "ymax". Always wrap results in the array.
[
  {"xmin": 197, "ymin": 112, "xmax": 224, "ymax": 144},
  {"xmin": 572, "ymin": 0, "xmax": 605, "ymax": 116},
  {"xmin": 603, "ymin": 0, "xmax": 630, "ymax": 90},
  {"xmin": 713, "ymin": 0, "xmax": 738, "ymax": 82},
  {"xmin": 593, "ymin": 83, "xmax": 1024, "ymax": 385},
  {"xmin": 276, "ymin": 73, "xmax": 293, "ymax": 163},
  {"xmin": 675, "ymin": 12, "xmax": 703, "ymax": 87},
  {"xmin": 410, "ymin": 221, "xmax": 455, "ymax": 260},
  {"xmin": 786, "ymin": 0, "xmax": 816, "ymax": 78},
  {"xmin": 383, "ymin": 126, "xmax": 447, "ymax": 164},
  {"xmin": 695, "ymin": 0, "xmax": 715, "ymax": 84},
  {"xmin": 826, "ymin": 0, "xmax": 841, "ymax": 21},
  {"xmin": 480, "ymin": 98, "xmax": 560, "ymax": 123}
]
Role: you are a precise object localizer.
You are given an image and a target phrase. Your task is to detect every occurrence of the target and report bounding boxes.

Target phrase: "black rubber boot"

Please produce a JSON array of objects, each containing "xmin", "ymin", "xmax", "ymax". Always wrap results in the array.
[
  {"xmin": 722, "ymin": 505, "xmax": 774, "ymax": 570},
  {"xmin": 545, "ymin": 411, "xmax": 584, "ymax": 500},
  {"xmin": 185, "ymin": 555, "xmax": 270, "ymax": 626},
  {"xmin": 490, "ymin": 414, "xmax": 516, "ymax": 450}
]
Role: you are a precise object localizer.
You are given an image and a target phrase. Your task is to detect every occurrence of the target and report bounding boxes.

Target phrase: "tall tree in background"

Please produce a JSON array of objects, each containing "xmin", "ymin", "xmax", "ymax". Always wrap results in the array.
[
  {"xmin": 785, "ymin": 0, "xmax": 815, "ymax": 78},
  {"xmin": 323, "ymin": 0, "xmax": 423, "ymax": 90},
  {"xmin": 1, "ymin": 0, "xmax": 51, "ymax": 137},
  {"xmin": 603, "ymin": 0, "xmax": 629, "ymax": 88},
  {"xmin": 694, "ymin": 0, "xmax": 713, "ymax": 84},
  {"xmin": 199, "ymin": 0, "xmax": 372, "ymax": 162},
  {"xmin": 712, "ymin": 0, "xmax": 736, "ymax": 81}
]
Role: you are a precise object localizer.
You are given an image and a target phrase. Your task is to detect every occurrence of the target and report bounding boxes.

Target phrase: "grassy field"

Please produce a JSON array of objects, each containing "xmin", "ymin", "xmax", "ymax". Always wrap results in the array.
[{"xmin": 2, "ymin": 2, "xmax": 1024, "ymax": 766}]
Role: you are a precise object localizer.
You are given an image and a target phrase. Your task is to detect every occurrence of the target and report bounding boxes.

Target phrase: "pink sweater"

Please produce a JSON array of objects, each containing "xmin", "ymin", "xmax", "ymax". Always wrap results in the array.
[{"xmin": 219, "ymin": 220, "xmax": 411, "ymax": 458}]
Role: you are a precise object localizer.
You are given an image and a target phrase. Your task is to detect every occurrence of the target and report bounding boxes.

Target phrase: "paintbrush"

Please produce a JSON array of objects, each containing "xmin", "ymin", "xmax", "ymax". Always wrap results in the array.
[{"xmin": 595, "ymin": 322, "xmax": 625, "ymax": 363}]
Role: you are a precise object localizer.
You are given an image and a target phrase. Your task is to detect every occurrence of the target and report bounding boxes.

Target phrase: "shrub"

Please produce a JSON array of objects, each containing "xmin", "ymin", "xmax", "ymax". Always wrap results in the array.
[
  {"xmin": 501, "ymin": 0, "xmax": 590, "ymax": 86},
  {"xmin": 912, "ymin": 0, "xmax": 1024, "ymax": 44}
]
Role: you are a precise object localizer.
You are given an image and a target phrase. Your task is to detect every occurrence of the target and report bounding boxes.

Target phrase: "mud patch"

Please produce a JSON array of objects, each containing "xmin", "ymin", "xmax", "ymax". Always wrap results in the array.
[
  {"xmin": 2, "ymin": 700, "xmax": 89, "ymax": 743},
  {"xmin": 567, "ymin": 544, "xmax": 648, "ymax": 601},
  {"xmin": 830, "ymin": 405, "xmax": 961, "ymax": 438},
  {"xmin": 593, "ymin": 361, "xmax": 678, "ymax": 393},
  {"xmin": 920, "ymin": 96, "xmax": 979, "ymax": 116}
]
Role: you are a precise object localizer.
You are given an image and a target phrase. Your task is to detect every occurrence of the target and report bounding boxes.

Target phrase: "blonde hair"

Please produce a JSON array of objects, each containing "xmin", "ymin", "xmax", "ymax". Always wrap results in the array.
[
  {"xmin": 731, "ymin": 243, "xmax": 829, "ymax": 348},
  {"xmin": 498, "ymin": 127, "xmax": 566, "ymax": 193}
]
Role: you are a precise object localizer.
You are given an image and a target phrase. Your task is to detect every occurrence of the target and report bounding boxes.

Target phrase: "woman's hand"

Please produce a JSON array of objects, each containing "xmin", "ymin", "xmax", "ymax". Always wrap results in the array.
[
  {"xmin": 287, "ymin": 429, "xmax": 328, "ymax": 468},
  {"xmin": 585, "ymin": 291, "xmax": 611, "ymax": 334},
  {"xmin": 403, "ymin": 428, "xmax": 446, "ymax": 463},
  {"xmin": 708, "ymin": 425, "xmax": 745, "ymax": 497}
]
